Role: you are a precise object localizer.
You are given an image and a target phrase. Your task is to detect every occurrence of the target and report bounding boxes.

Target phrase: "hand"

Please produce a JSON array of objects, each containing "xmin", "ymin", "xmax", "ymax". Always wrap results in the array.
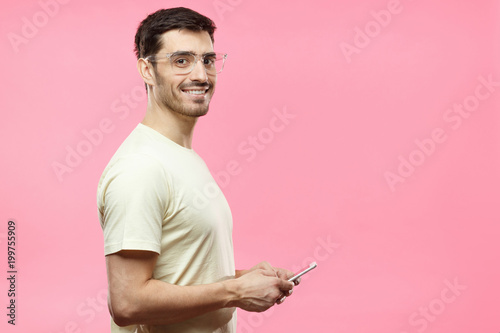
[
  {"xmin": 255, "ymin": 261, "xmax": 301, "ymax": 305},
  {"xmin": 230, "ymin": 268, "xmax": 294, "ymax": 312},
  {"xmin": 241, "ymin": 261, "xmax": 300, "ymax": 285},
  {"xmin": 236, "ymin": 261, "xmax": 300, "ymax": 306}
]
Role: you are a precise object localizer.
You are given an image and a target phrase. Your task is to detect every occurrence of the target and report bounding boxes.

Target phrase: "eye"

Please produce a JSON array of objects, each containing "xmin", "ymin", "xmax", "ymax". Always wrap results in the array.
[
  {"xmin": 203, "ymin": 56, "xmax": 216, "ymax": 66},
  {"xmin": 172, "ymin": 55, "xmax": 193, "ymax": 67}
]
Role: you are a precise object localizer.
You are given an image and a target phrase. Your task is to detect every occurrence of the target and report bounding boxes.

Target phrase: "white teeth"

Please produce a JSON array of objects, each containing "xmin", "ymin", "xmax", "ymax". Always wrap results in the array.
[{"xmin": 183, "ymin": 90, "xmax": 206, "ymax": 95}]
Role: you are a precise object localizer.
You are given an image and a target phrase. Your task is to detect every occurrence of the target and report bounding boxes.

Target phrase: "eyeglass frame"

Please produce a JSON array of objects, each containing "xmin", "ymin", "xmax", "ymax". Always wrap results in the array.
[{"xmin": 145, "ymin": 51, "xmax": 228, "ymax": 75}]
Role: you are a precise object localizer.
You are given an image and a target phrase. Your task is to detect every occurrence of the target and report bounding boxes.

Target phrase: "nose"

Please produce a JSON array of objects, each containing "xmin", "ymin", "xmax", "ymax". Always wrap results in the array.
[{"xmin": 189, "ymin": 58, "xmax": 208, "ymax": 82}]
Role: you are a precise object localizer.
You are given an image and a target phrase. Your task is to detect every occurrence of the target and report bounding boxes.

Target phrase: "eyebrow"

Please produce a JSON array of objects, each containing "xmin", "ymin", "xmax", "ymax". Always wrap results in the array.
[{"xmin": 168, "ymin": 50, "xmax": 216, "ymax": 56}]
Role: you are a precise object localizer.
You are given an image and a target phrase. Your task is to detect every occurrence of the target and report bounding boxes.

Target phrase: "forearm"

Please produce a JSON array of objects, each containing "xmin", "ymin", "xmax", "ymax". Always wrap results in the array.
[
  {"xmin": 112, "ymin": 278, "xmax": 238, "ymax": 327},
  {"xmin": 235, "ymin": 269, "xmax": 248, "ymax": 278}
]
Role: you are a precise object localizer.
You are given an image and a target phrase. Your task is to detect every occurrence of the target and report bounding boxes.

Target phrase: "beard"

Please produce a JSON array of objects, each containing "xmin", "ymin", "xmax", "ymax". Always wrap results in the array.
[{"xmin": 155, "ymin": 70, "xmax": 214, "ymax": 118}]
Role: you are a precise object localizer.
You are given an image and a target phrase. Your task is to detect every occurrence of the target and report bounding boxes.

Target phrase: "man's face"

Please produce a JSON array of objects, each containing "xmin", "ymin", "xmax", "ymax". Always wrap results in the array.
[{"xmin": 151, "ymin": 29, "xmax": 217, "ymax": 118}]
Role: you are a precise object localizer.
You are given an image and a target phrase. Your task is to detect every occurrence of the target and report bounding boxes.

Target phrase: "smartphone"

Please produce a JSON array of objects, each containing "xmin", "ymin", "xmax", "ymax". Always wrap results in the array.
[{"xmin": 288, "ymin": 262, "xmax": 317, "ymax": 283}]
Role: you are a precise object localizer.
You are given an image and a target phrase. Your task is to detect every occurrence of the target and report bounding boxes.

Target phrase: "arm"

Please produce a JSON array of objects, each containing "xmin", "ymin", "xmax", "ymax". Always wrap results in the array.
[{"xmin": 107, "ymin": 250, "xmax": 294, "ymax": 327}]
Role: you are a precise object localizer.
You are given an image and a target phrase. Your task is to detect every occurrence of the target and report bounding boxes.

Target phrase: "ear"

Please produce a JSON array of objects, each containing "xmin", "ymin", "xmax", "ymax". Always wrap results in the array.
[{"xmin": 137, "ymin": 58, "xmax": 156, "ymax": 88}]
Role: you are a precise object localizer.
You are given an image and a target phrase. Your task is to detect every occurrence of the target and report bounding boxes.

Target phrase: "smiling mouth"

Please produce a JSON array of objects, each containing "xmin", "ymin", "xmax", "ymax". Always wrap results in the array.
[{"xmin": 181, "ymin": 89, "xmax": 209, "ymax": 95}]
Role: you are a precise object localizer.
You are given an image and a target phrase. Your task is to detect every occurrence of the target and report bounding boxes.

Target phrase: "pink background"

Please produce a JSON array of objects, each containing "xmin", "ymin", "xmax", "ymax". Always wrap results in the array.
[{"xmin": 1, "ymin": 0, "xmax": 499, "ymax": 332}]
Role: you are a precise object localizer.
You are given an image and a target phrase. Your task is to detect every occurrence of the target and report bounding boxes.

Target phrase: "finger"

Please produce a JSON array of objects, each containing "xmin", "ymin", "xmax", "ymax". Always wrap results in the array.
[
  {"xmin": 258, "ymin": 261, "xmax": 274, "ymax": 271},
  {"xmin": 278, "ymin": 279, "xmax": 294, "ymax": 292},
  {"xmin": 259, "ymin": 269, "xmax": 277, "ymax": 277},
  {"xmin": 293, "ymin": 277, "xmax": 301, "ymax": 286},
  {"xmin": 276, "ymin": 268, "xmax": 294, "ymax": 280},
  {"xmin": 276, "ymin": 295, "xmax": 287, "ymax": 304}
]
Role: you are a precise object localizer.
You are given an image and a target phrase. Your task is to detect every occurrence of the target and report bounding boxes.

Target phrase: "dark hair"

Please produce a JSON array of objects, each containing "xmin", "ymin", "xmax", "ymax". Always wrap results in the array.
[{"xmin": 134, "ymin": 7, "xmax": 217, "ymax": 60}]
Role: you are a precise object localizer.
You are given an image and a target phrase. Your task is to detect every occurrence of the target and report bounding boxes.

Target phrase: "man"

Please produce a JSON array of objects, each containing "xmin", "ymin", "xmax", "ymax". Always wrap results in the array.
[{"xmin": 97, "ymin": 7, "xmax": 297, "ymax": 333}]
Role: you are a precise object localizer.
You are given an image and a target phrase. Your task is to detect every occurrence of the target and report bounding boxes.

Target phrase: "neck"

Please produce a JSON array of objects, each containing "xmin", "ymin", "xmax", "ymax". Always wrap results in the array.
[{"xmin": 141, "ymin": 98, "xmax": 197, "ymax": 150}]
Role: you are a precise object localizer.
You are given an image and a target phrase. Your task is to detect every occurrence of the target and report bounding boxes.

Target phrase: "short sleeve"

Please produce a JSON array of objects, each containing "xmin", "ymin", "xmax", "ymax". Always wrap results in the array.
[{"xmin": 98, "ymin": 154, "xmax": 169, "ymax": 255}]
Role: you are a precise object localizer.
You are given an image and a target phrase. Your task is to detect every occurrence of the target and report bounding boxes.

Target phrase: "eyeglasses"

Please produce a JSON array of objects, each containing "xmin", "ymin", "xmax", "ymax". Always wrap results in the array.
[{"xmin": 146, "ymin": 51, "xmax": 227, "ymax": 75}]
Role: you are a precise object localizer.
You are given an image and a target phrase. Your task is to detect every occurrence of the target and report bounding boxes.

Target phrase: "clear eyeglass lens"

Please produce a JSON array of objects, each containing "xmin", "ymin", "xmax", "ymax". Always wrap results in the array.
[{"xmin": 169, "ymin": 53, "xmax": 225, "ymax": 74}]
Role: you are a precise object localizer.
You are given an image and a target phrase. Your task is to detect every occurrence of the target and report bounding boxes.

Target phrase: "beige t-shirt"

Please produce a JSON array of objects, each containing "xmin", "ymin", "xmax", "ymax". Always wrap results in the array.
[{"xmin": 97, "ymin": 123, "xmax": 236, "ymax": 333}]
